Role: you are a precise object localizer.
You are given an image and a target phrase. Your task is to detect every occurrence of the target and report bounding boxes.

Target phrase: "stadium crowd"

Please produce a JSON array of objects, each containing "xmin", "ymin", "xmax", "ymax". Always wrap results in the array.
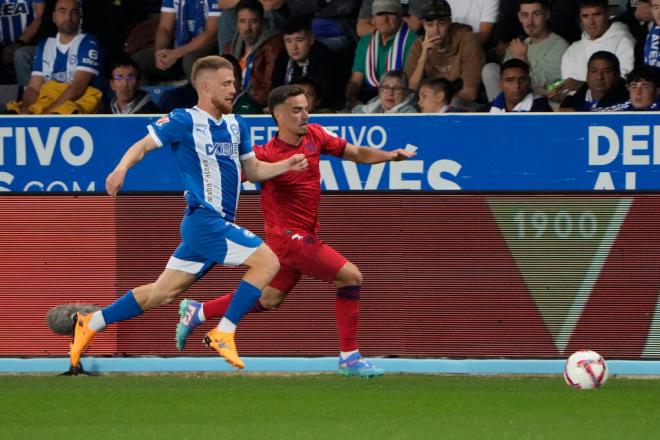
[{"xmin": 1, "ymin": 0, "xmax": 659, "ymax": 115}]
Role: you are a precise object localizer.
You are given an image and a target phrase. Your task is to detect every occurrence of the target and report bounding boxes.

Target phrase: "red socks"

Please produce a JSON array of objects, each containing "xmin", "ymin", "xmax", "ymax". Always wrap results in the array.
[{"xmin": 335, "ymin": 285, "xmax": 361, "ymax": 352}]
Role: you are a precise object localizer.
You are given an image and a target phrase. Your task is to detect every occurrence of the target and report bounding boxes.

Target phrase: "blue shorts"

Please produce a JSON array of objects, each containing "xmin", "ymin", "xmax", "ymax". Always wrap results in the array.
[{"xmin": 165, "ymin": 206, "xmax": 263, "ymax": 278}]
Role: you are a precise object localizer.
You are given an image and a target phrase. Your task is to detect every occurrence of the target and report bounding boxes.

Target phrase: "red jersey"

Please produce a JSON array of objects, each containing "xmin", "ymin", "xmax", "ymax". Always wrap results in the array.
[{"xmin": 254, "ymin": 123, "xmax": 347, "ymax": 232}]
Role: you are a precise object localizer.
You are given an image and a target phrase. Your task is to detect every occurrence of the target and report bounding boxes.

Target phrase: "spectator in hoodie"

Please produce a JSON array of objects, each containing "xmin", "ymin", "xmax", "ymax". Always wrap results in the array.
[{"xmin": 551, "ymin": 0, "xmax": 635, "ymax": 99}]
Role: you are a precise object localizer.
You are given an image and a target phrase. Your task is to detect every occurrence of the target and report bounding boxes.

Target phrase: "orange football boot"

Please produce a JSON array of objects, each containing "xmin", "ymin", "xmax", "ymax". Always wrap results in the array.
[
  {"xmin": 69, "ymin": 313, "xmax": 97, "ymax": 367},
  {"xmin": 203, "ymin": 328, "xmax": 244, "ymax": 369}
]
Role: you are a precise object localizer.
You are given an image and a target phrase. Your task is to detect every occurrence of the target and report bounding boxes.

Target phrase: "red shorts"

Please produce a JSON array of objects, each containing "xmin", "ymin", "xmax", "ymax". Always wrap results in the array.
[{"xmin": 266, "ymin": 227, "xmax": 347, "ymax": 293}]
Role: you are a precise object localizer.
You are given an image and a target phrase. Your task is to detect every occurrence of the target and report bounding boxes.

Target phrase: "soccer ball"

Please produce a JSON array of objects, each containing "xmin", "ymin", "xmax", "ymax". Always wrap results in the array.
[{"xmin": 563, "ymin": 350, "xmax": 608, "ymax": 389}]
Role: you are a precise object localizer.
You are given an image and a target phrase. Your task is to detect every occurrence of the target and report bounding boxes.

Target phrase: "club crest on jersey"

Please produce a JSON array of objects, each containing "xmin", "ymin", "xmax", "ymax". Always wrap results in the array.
[
  {"xmin": 303, "ymin": 142, "xmax": 318, "ymax": 155},
  {"xmin": 205, "ymin": 142, "xmax": 238, "ymax": 158},
  {"xmin": 156, "ymin": 116, "xmax": 169, "ymax": 126},
  {"xmin": 229, "ymin": 123, "xmax": 240, "ymax": 136}
]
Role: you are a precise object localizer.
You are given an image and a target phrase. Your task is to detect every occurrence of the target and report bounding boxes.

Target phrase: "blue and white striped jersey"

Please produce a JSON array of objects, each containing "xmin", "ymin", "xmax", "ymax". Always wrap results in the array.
[
  {"xmin": 147, "ymin": 106, "xmax": 254, "ymax": 222},
  {"xmin": 0, "ymin": 0, "xmax": 43, "ymax": 46},
  {"xmin": 32, "ymin": 32, "xmax": 101, "ymax": 84},
  {"xmin": 161, "ymin": 0, "xmax": 220, "ymax": 48}
]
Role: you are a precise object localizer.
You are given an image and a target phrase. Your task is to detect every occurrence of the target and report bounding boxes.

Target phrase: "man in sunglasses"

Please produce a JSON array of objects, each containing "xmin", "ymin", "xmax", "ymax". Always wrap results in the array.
[{"xmin": 103, "ymin": 57, "xmax": 160, "ymax": 114}]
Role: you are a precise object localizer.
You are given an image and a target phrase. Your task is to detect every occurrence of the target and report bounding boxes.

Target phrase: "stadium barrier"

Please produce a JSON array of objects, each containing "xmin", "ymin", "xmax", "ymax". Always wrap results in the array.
[{"xmin": 1, "ymin": 114, "xmax": 659, "ymax": 371}]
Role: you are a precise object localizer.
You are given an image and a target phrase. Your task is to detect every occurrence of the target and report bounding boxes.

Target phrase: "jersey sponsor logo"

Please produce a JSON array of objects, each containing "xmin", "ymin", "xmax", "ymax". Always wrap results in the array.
[
  {"xmin": 88, "ymin": 49, "xmax": 98, "ymax": 60},
  {"xmin": 156, "ymin": 116, "xmax": 169, "ymax": 126},
  {"xmin": 205, "ymin": 142, "xmax": 238, "ymax": 158},
  {"xmin": 0, "ymin": 1, "xmax": 29, "ymax": 16}
]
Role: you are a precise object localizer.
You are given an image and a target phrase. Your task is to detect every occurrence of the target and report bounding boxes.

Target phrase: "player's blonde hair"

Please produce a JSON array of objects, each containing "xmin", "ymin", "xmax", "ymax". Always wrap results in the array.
[{"xmin": 190, "ymin": 55, "xmax": 234, "ymax": 89}]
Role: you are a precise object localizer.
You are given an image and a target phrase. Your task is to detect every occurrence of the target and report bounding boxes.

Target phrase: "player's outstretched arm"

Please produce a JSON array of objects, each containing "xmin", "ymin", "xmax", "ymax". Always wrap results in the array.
[
  {"xmin": 342, "ymin": 144, "xmax": 416, "ymax": 164},
  {"xmin": 242, "ymin": 153, "xmax": 308, "ymax": 183},
  {"xmin": 106, "ymin": 135, "xmax": 159, "ymax": 197}
]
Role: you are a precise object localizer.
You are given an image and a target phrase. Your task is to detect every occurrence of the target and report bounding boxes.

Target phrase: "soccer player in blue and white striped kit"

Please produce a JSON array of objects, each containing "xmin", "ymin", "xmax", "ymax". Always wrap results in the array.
[{"xmin": 69, "ymin": 55, "xmax": 307, "ymax": 370}]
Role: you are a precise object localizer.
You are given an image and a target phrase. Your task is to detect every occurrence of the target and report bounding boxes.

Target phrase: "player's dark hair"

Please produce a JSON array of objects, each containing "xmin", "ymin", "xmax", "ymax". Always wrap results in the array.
[
  {"xmin": 109, "ymin": 55, "xmax": 141, "ymax": 81},
  {"xmin": 268, "ymin": 85, "xmax": 307, "ymax": 119},
  {"xmin": 191, "ymin": 55, "xmax": 234, "ymax": 88},
  {"xmin": 236, "ymin": 0, "xmax": 264, "ymax": 20},
  {"xmin": 282, "ymin": 15, "xmax": 313, "ymax": 36},
  {"xmin": 500, "ymin": 58, "xmax": 530, "ymax": 75},
  {"xmin": 626, "ymin": 65, "xmax": 660, "ymax": 87},
  {"xmin": 419, "ymin": 77, "xmax": 455, "ymax": 102},
  {"xmin": 588, "ymin": 50, "xmax": 620, "ymax": 75},
  {"xmin": 577, "ymin": 0, "xmax": 607, "ymax": 11},
  {"xmin": 519, "ymin": 0, "xmax": 548, "ymax": 8}
]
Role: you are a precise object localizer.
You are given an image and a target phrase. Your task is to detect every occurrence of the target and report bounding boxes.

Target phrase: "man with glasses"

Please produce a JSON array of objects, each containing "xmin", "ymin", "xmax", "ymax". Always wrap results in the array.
[
  {"xmin": 103, "ymin": 57, "xmax": 160, "ymax": 114},
  {"xmin": 404, "ymin": 0, "xmax": 484, "ymax": 107},
  {"xmin": 352, "ymin": 69, "xmax": 417, "ymax": 113}
]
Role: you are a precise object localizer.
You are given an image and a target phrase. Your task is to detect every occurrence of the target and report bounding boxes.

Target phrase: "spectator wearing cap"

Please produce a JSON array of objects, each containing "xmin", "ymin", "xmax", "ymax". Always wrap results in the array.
[
  {"xmin": 559, "ymin": 50, "xmax": 628, "ymax": 112},
  {"xmin": 357, "ymin": 0, "xmax": 425, "ymax": 36},
  {"xmin": 405, "ymin": 0, "xmax": 484, "ymax": 105},
  {"xmin": 345, "ymin": 0, "xmax": 417, "ymax": 109},
  {"xmin": 483, "ymin": 58, "xmax": 553, "ymax": 112},
  {"xmin": 615, "ymin": 65, "xmax": 660, "ymax": 111},
  {"xmin": 352, "ymin": 69, "xmax": 417, "ymax": 113},
  {"xmin": 416, "ymin": 77, "xmax": 463, "ymax": 112}
]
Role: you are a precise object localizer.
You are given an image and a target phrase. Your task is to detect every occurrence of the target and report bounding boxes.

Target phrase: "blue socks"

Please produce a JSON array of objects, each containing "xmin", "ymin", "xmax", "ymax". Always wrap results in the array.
[
  {"xmin": 101, "ymin": 290, "xmax": 144, "ymax": 325},
  {"xmin": 224, "ymin": 280, "xmax": 261, "ymax": 325}
]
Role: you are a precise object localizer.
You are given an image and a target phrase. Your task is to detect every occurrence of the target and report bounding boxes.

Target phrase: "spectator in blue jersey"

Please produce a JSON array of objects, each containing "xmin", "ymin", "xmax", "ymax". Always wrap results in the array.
[
  {"xmin": 69, "ymin": 55, "xmax": 308, "ymax": 372},
  {"xmin": 6, "ymin": 0, "xmax": 102, "ymax": 114},
  {"xmin": 132, "ymin": 0, "xmax": 220, "ymax": 84},
  {"xmin": 345, "ymin": 0, "xmax": 417, "ymax": 110},
  {"xmin": 616, "ymin": 64, "xmax": 660, "ymax": 111},
  {"xmin": 0, "ymin": 0, "xmax": 45, "ymax": 84},
  {"xmin": 102, "ymin": 57, "xmax": 160, "ymax": 114},
  {"xmin": 483, "ymin": 58, "xmax": 553, "ymax": 112},
  {"xmin": 224, "ymin": 0, "xmax": 284, "ymax": 110},
  {"xmin": 272, "ymin": 16, "xmax": 345, "ymax": 110},
  {"xmin": 643, "ymin": 0, "xmax": 660, "ymax": 69},
  {"xmin": 559, "ymin": 51, "xmax": 628, "ymax": 112}
]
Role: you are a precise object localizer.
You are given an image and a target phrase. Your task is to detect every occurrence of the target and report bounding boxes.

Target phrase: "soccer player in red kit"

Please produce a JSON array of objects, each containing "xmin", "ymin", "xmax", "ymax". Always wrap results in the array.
[{"xmin": 175, "ymin": 84, "xmax": 415, "ymax": 376}]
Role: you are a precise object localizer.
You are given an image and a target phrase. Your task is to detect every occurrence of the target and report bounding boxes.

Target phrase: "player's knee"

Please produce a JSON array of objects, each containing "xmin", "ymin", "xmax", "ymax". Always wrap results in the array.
[
  {"xmin": 336, "ymin": 265, "xmax": 363, "ymax": 287},
  {"xmin": 258, "ymin": 245, "xmax": 280, "ymax": 278}
]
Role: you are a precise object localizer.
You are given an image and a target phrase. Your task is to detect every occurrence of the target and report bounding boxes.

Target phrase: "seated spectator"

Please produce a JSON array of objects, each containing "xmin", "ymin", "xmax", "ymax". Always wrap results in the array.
[
  {"xmin": 132, "ymin": 0, "xmax": 219, "ymax": 83},
  {"xmin": 346, "ymin": 0, "xmax": 417, "ymax": 109},
  {"xmin": 616, "ymin": 64, "xmax": 660, "ymax": 110},
  {"xmin": 559, "ymin": 51, "xmax": 628, "ymax": 111},
  {"xmin": 287, "ymin": 0, "xmax": 360, "ymax": 52},
  {"xmin": 483, "ymin": 58, "xmax": 553, "ymax": 112},
  {"xmin": 291, "ymin": 76, "xmax": 335, "ymax": 113},
  {"xmin": 272, "ymin": 16, "xmax": 344, "ymax": 109},
  {"xmin": 404, "ymin": 0, "xmax": 484, "ymax": 104},
  {"xmin": 446, "ymin": 0, "xmax": 499, "ymax": 45},
  {"xmin": 417, "ymin": 77, "xmax": 463, "ymax": 112},
  {"xmin": 7, "ymin": 0, "xmax": 103, "ymax": 114},
  {"xmin": 102, "ymin": 57, "xmax": 160, "ymax": 114},
  {"xmin": 357, "ymin": 0, "xmax": 424, "ymax": 35},
  {"xmin": 643, "ymin": 0, "xmax": 660, "ymax": 68},
  {"xmin": 552, "ymin": 0, "xmax": 635, "ymax": 99},
  {"xmin": 224, "ymin": 0, "xmax": 284, "ymax": 110},
  {"xmin": 0, "ymin": 0, "xmax": 44, "ymax": 84},
  {"xmin": 352, "ymin": 69, "xmax": 417, "ymax": 113},
  {"xmin": 483, "ymin": 0, "xmax": 569, "ymax": 101}
]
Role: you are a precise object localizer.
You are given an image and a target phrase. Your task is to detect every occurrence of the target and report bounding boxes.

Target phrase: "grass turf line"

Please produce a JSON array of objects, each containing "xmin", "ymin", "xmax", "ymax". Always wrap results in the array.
[{"xmin": 1, "ymin": 374, "xmax": 659, "ymax": 439}]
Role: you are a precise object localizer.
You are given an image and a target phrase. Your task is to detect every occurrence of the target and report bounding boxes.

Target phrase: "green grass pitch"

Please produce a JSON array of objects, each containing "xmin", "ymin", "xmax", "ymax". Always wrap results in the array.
[{"xmin": 1, "ymin": 374, "xmax": 659, "ymax": 439}]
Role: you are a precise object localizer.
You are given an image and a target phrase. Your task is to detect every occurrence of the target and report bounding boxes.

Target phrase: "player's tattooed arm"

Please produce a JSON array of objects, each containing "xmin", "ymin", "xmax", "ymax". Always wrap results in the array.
[{"xmin": 342, "ymin": 144, "xmax": 416, "ymax": 164}]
